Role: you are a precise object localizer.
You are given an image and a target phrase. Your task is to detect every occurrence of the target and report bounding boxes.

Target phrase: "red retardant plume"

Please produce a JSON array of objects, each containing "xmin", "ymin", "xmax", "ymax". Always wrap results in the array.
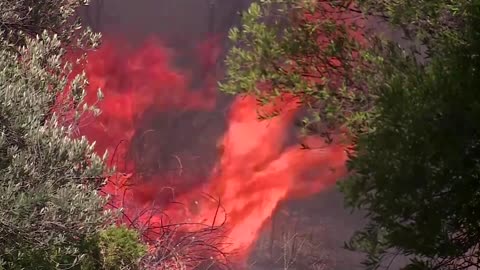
[{"xmin": 59, "ymin": 4, "xmax": 364, "ymax": 263}]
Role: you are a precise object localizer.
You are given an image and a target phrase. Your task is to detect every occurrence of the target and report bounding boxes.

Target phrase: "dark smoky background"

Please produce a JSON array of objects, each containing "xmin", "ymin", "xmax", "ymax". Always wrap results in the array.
[
  {"xmin": 79, "ymin": 1, "xmax": 390, "ymax": 269},
  {"xmin": 82, "ymin": 0, "xmax": 249, "ymax": 191}
]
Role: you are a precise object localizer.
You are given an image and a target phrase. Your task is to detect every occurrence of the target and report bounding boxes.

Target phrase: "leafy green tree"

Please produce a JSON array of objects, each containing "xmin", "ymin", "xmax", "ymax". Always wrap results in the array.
[
  {"xmin": 340, "ymin": 1, "xmax": 480, "ymax": 269},
  {"xmin": 0, "ymin": 1, "xmax": 146, "ymax": 269},
  {"xmin": 222, "ymin": 0, "xmax": 480, "ymax": 269},
  {"xmin": 220, "ymin": 0, "xmax": 375, "ymax": 139}
]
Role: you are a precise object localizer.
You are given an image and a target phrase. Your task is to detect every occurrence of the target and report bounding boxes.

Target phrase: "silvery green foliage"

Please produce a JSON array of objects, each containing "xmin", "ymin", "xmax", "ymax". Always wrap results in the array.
[
  {"xmin": 0, "ymin": 0, "xmax": 100, "ymax": 49},
  {"xmin": 0, "ymin": 1, "xmax": 110, "ymax": 267}
]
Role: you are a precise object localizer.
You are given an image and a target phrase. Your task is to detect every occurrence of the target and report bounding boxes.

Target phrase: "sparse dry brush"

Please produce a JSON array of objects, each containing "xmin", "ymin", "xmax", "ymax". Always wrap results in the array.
[
  {"xmin": 141, "ymin": 221, "xmax": 230, "ymax": 270},
  {"xmin": 250, "ymin": 210, "xmax": 334, "ymax": 270},
  {"xmin": 105, "ymin": 175, "xmax": 233, "ymax": 270}
]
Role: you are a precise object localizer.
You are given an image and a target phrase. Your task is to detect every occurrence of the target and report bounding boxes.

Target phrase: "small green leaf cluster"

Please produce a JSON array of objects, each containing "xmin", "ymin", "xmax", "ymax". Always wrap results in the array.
[{"xmin": 98, "ymin": 226, "xmax": 148, "ymax": 270}]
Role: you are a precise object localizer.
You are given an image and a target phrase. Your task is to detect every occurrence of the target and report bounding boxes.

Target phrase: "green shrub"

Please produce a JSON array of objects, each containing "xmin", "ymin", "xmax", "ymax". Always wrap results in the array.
[{"xmin": 98, "ymin": 225, "xmax": 148, "ymax": 270}]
